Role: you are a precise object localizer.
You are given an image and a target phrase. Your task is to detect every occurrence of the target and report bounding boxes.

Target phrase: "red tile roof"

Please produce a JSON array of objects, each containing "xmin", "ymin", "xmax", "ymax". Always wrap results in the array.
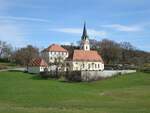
[
  {"xmin": 29, "ymin": 58, "xmax": 48, "ymax": 67},
  {"xmin": 43, "ymin": 44, "xmax": 67, "ymax": 52},
  {"xmin": 68, "ymin": 50, "xmax": 103, "ymax": 63}
]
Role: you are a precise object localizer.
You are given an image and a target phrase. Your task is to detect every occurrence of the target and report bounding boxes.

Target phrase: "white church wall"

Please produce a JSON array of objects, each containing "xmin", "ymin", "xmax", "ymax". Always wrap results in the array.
[{"xmin": 67, "ymin": 61, "xmax": 104, "ymax": 71}]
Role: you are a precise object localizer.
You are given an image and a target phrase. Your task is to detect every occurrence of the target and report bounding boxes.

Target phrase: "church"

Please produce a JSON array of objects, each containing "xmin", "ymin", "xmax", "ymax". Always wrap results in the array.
[
  {"xmin": 28, "ymin": 23, "xmax": 104, "ymax": 74},
  {"xmin": 65, "ymin": 23, "xmax": 104, "ymax": 71}
]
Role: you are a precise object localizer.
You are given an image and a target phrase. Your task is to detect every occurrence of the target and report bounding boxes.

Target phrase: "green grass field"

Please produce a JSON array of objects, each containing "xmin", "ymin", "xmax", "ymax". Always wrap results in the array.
[{"xmin": 0, "ymin": 71, "xmax": 149, "ymax": 113}]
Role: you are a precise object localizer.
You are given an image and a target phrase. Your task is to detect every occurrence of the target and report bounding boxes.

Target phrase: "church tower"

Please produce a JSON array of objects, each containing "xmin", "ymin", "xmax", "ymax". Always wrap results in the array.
[{"xmin": 80, "ymin": 22, "xmax": 90, "ymax": 51}]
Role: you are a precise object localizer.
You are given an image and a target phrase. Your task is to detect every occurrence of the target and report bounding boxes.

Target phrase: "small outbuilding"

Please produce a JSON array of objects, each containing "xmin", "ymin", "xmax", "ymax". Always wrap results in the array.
[{"xmin": 28, "ymin": 58, "xmax": 48, "ymax": 74}]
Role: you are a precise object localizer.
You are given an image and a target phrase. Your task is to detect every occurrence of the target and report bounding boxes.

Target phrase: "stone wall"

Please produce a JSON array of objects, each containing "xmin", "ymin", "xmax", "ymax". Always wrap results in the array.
[
  {"xmin": 81, "ymin": 70, "xmax": 136, "ymax": 81},
  {"xmin": 66, "ymin": 70, "xmax": 136, "ymax": 82}
]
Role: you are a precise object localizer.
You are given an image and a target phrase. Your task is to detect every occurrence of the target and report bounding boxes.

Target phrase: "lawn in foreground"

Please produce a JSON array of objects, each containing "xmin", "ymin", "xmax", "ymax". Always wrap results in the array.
[{"xmin": 0, "ymin": 71, "xmax": 149, "ymax": 113}]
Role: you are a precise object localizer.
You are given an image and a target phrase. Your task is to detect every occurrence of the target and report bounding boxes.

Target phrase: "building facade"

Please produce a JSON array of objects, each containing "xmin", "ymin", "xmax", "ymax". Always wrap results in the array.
[
  {"xmin": 41, "ymin": 44, "xmax": 68, "ymax": 64},
  {"xmin": 41, "ymin": 44, "xmax": 68, "ymax": 71}
]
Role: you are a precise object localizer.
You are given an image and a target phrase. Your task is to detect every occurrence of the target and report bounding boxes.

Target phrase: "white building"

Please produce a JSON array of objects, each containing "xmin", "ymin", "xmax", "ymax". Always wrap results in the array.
[
  {"xmin": 41, "ymin": 44, "xmax": 68, "ymax": 71},
  {"xmin": 41, "ymin": 44, "xmax": 68, "ymax": 64},
  {"xmin": 66, "ymin": 23, "xmax": 104, "ymax": 71},
  {"xmin": 28, "ymin": 58, "xmax": 48, "ymax": 74}
]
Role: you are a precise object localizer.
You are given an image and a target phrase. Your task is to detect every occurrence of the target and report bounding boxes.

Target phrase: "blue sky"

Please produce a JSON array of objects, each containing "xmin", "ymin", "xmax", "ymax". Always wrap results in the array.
[{"xmin": 0, "ymin": 0, "xmax": 150, "ymax": 51}]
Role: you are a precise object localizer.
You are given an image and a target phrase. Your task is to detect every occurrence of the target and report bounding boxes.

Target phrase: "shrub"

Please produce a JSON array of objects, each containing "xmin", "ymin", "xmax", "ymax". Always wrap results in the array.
[
  {"xmin": 40, "ymin": 71, "xmax": 50, "ymax": 79},
  {"xmin": 65, "ymin": 71, "xmax": 82, "ymax": 82},
  {"xmin": 140, "ymin": 67, "xmax": 150, "ymax": 73},
  {"xmin": 39, "ymin": 70, "xmax": 63, "ymax": 79},
  {"xmin": 0, "ymin": 58, "xmax": 10, "ymax": 63}
]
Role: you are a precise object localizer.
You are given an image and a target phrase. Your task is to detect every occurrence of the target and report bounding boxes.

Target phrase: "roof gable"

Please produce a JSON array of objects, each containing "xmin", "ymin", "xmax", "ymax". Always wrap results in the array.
[
  {"xmin": 46, "ymin": 44, "xmax": 67, "ymax": 52},
  {"xmin": 29, "ymin": 58, "xmax": 48, "ymax": 67}
]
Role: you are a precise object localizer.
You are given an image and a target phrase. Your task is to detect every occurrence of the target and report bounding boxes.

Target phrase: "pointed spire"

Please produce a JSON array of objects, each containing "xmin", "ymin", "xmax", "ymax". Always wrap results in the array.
[{"xmin": 81, "ymin": 22, "xmax": 89, "ymax": 40}]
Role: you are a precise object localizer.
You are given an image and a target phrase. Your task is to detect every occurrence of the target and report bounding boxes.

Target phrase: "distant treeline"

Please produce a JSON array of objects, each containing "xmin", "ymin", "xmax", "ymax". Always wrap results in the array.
[
  {"xmin": 62, "ymin": 39, "xmax": 150, "ymax": 67},
  {"xmin": 0, "ymin": 39, "xmax": 150, "ymax": 68}
]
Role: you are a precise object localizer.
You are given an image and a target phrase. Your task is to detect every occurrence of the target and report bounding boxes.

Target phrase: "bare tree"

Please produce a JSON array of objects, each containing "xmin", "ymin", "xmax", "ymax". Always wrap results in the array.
[
  {"xmin": 13, "ymin": 45, "xmax": 39, "ymax": 68},
  {"xmin": 0, "ymin": 41, "xmax": 12, "ymax": 60},
  {"xmin": 99, "ymin": 39, "xmax": 121, "ymax": 64},
  {"xmin": 120, "ymin": 42, "xmax": 136, "ymax": 64},
  {"xmin": 53, "ymin": 56, "xmax": 65, "ymax": 78}
]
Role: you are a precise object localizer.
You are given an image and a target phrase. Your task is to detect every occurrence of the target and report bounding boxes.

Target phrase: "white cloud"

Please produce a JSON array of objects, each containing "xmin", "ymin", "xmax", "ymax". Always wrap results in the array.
[
  {"xmin": 102, "ymin": 24, "xmax": 142, "ymax": 32},
  {"xmin": 0, "ymin": 16, "xmax": 49, "ymax": 23},
  {"xmin": 50, "ymin": 28, "xmax": 107, "ymax": 37}
]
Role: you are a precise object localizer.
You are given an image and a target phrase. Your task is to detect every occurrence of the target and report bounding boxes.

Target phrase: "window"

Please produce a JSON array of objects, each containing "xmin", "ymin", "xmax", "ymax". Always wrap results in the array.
[
  {"xmin": 88, "ymin": 64, "xmax": 90, "ymax": 69},
  {"xmin": 92, "ymin": 63, "xmax": 94, "ymax": 69},
  {"xmin": 83, "ymin": 63, "xmax": 85, "ymax": 68},
  {"xmin": 66, "ymin": 63, "xmax": 70, "ymax": 66},
  {"xmin": 98, "ymin": 64, "xmax": 100, "ymax": 68},
  {"xmin": 95, "ymin": 64, "xmax": 97, "ymax": 68}
]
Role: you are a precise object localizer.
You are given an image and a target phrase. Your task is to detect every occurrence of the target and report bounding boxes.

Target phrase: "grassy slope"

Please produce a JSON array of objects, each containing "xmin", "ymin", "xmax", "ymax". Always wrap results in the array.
[
  {"xmin": 0, "ymin": 62, "xmax": 17, "ymax": 69},
  {"xmin": 0, "ymin": 71, "xmax": 149, "ymax": 113}
]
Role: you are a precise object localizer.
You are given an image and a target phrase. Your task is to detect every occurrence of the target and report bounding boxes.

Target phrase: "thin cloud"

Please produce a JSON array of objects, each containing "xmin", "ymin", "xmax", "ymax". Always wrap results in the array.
[
  {"xmin": 0, "ymin": 16, "xmax": 50, "ymax": 23},
  {"xmin": 0, "ymin": 21, "xmax": 29, "ymax": 47},
  {"xmin": 102, "ymin": 24, "xmax": 142, "ymax": 32},
  {"xmin": 50, "ymin": 28, "xmax": 107, "ymax": 37},
  {"xmin": 60, "ymin": 41, "xmax": 72, "ymax": 45}
]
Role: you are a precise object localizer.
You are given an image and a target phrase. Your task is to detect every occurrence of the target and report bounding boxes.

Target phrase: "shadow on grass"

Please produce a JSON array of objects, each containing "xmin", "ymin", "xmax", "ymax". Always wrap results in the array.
[
  {"xmin": 30, "ymin": 75, "xmax": 75, "ymax": 83},
  {"xmin": 59, "ymin": 80, "xmax": 82, "ymax": 83},
  {"xmin": 30, "ymin": 75, "xmax": 47, "ymax": 80},
  {"xmin": 8, "ymin": 70, "xmax": 25, "ymax": 72},
  {"xmin": 30, "ymin": 75, "xmax": 60, "ymax": 81}
]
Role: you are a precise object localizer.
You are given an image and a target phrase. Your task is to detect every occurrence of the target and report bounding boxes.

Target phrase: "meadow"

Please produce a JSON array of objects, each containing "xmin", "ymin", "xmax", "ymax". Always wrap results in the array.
[{"xmin": 0, "ymin": 71, "xmax": 149, "ymax": 113}]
